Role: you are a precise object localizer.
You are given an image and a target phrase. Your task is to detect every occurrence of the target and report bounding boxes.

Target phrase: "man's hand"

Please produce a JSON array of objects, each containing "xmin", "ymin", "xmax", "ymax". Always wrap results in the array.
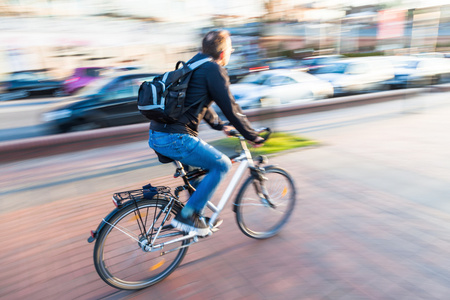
[
  {"xmin": 223, "ymin": 126, "xmax": 265, "ymax": 147},
  {"xmin": 223, "ymin": 125, "xmax": 235, "ymax": 137},
  {"xmin": 250, "ymin": 136, "xmax": 265, "ymax": 148}
]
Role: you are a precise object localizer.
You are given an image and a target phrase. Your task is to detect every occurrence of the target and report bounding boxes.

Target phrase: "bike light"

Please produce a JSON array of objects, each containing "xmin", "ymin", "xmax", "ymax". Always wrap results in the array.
[
  {"xmin": 87, "ymin": 230, "xmax": 96, "ymax": 243},
  {"xmin": 256, "ymin": 155, "xmax": 268, "ymax": 165},
  {"xmin": 112, "ymin": 197, "xmax": 119, "ymax": 208}
]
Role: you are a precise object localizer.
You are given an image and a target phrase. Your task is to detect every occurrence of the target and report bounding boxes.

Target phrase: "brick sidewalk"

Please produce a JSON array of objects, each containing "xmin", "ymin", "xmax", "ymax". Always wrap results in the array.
[
  {"xmin": 2, "ymin": 149, "xmax": 450, "ymax": 300},
  {"xmin": 2, "ymin": 97, "xmax": 450, "ymax": 299}
]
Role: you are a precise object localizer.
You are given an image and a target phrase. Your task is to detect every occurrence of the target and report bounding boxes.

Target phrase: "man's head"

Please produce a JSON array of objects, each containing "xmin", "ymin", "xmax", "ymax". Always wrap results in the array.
[{"xmin": 202, "ymin": 30, "xmax": 233, "ymax": 66}]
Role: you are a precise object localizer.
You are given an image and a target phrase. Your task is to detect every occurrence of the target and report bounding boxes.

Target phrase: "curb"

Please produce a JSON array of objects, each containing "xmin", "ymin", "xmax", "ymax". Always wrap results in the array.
[
  {"xmin": 0, "ymin": 123, "xmax": 149, "ymax": 163},
  {"xmin": 245, "ymin": 88, "xmax": 425, "ymax": 119},
  {"xmin": 0, "ymin": 87, "xmax": 437, "ymax": 163}
]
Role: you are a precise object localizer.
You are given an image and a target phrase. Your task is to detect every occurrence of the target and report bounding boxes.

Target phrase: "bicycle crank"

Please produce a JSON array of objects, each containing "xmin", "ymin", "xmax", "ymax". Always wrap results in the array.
[{"xmin": 160, "ymin": 235, "xmax": 199, "ymax": 256}]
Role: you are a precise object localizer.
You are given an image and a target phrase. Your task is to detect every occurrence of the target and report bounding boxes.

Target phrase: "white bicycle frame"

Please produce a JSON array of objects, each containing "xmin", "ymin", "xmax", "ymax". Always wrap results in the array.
[
  {"xmin": 145, "ymin": 137, "xmax": 257, "ymax": 253},
  {"xmin": 178, "ymin": 136, "xmax": 255, "ymax": 228}
]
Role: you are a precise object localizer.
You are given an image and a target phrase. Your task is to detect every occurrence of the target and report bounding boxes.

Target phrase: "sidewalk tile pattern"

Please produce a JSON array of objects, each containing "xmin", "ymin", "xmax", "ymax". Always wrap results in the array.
[{"xmin": 2, "ymin": 152, "xmax": 450, "ymax": 299}]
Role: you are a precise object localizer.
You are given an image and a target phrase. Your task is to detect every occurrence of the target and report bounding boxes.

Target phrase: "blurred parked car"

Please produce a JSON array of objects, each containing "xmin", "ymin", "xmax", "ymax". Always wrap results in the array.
[
  {"xmin": 227, "ymin": 69, "xmax": 333, "ymax": 110},
  {"xmin": 385, "ymin": 56, "xmax": 450, "ymax": 88},
  {"xmin": 226, "ymin": 54, "xmax": 268, "ymax": 84},
  {"xmin": 314, "ymin": 57, "xmax": 394, "ymax": 96},
  {"xmin": 263, "ymin": 57, "xmax": 305, "ymax": 70},
  {"xmin": 301, "ymin": 55, "xmax": 344, "ymax": 74},
  {"xmin": 4, "ymin": 69, "xmax": 65, "ymax": 99},
  {"xmin": 412, "ymin": 52, "xmax": 448, "ymax": 59},
  {"xmin": 63, "ymin": 66, "xmax": 141, "ymax": 95},
  {"xmin": 63, "ymin": 67, "xmax": 110, "ymax": 95},
  {"xmin": 41, "ymin": 72, "xmax": 158, "ymax": 133},
  {"xmin": 227, "ymin": 56, "xmax": 306, "ymax": 84}
]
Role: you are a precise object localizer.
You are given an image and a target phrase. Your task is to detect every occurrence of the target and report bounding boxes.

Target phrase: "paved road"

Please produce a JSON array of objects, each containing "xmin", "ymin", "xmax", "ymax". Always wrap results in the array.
[
  {"xmin": 1, "ymin": 91, "xmax": 450, "ymax": 299},
  {"xmin": 0, "ymin": 96, "xmax": 70, "ymax": 140}
]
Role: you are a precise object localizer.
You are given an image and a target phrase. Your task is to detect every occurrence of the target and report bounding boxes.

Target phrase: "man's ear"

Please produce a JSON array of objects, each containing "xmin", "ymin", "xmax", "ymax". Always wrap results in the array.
[{"xmin": 219, "ymin": 51, "xmax": 225, "ymax": 61}]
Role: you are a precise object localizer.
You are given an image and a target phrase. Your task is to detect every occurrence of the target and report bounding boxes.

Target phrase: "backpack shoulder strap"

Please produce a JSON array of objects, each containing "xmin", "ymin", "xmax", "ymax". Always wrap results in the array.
[
  {"xmin": 164, "ymin": 57, "xmax": 211, "ymax": 91},
  {"xmin": 187, "ymin": 57, "xmax": 211, "ymax": 70}
]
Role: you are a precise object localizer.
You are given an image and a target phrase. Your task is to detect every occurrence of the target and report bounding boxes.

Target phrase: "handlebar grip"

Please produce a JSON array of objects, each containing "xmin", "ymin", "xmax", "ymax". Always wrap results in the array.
[
  {"xmin": 258, "ymin": 127, "xmax": 272, "ymax": 142},
  {"xmin": 229, "ymin": 127, "xmax": 271, "ymax": 142}
]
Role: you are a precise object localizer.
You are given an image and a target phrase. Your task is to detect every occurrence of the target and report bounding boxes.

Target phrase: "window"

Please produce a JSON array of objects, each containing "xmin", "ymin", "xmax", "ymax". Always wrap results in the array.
[
  {"xmin": 346, "ymin": 63, "xmax": 368, "ymax": 75},
  {"xmin": 267, "ymin": 76, "xmax": 296, "ymax": 86},
  {"xmin": 114, "ymin": 80, "xmax": 135, "ymax": 98},
  {"xmin": 85, "ymin": 68, "xmax": 103, "ymax": 77}
]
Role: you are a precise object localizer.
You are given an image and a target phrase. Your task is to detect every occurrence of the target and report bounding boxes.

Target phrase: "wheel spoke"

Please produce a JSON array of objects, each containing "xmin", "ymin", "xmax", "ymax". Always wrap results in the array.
[
  {"xmin": 94, "ymin": 199, "xmax": 190, "ymax": 290},
  {"xmin": 235, "ymin": 167, "xmax": 296, "ymax": 239}
]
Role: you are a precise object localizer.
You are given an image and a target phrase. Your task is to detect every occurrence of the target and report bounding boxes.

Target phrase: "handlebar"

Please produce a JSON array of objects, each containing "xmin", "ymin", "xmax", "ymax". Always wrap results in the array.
[{"xmin": 228, "ymin": 127, "xmax": 272, "ymax": 143}]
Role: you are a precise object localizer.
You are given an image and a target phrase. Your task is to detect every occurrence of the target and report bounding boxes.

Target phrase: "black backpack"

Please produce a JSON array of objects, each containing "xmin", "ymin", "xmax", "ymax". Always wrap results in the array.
[{"xmin": 137, "ymin": 57, "xmax": 211, "ymax": 123}]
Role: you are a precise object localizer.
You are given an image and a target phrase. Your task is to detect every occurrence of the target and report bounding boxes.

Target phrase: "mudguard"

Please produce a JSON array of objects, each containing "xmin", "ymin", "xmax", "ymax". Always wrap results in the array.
[{"xmin": 87, "ymin": 200, "xmax": 137, "ymax": 243}]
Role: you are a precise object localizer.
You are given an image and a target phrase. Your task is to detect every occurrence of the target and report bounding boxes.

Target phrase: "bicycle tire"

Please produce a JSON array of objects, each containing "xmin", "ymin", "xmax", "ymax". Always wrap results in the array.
[
  {"xmin": 93, "ymin": 198, "xmax": 189, "ymax": 290},
  {"xmin": 235, "ymin": 166, "xmax": 296, "ymax": 239}
]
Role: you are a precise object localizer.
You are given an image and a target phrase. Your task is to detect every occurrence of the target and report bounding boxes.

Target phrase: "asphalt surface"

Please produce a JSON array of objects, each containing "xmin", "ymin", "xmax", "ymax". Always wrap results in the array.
[{"xmin": 1, "ymin": 91, "xmax": 450, "ymax": 299}]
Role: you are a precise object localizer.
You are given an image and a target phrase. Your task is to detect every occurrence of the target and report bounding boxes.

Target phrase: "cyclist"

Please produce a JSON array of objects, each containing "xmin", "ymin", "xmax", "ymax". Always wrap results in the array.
[{"xmin": 148, "ymin": 29, "xmax": 264, "ymax": 236}]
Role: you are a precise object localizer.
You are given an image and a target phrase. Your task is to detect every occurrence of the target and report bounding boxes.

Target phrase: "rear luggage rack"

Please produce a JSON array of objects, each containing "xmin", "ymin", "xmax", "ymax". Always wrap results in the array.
[{"xmin": 112, "ymin": 185, "xmax": 171, "ymax": 207}]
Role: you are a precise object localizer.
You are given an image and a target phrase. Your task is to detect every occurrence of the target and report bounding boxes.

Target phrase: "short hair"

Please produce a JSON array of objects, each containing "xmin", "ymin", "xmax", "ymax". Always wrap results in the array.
[{"xmin": 202, "ymin": 30, "xmax": 230, "ymax": 60}]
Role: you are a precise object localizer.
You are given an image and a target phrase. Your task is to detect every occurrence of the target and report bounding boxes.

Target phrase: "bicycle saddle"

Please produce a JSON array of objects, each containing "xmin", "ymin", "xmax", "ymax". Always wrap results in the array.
[{"xmin": 154, "ymin": 150, "xmax": 174, "ymax": 164}]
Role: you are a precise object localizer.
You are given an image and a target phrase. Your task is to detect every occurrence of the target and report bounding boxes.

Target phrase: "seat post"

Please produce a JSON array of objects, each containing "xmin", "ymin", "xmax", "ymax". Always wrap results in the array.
[
  {"xmin": 173, "ymin": 161, "xmax": 196, "ymax": 196},
  {"xmin": 174, "ymin": 161, "xmax": 187, "ymax": 177}
]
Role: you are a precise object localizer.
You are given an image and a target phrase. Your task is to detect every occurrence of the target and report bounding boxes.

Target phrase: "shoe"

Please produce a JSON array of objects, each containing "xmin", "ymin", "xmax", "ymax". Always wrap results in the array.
[
  {"xmin": 204, "ymin": 216, "xmax": 223, "ymax": 229},
  {"xmin": 171, "ymin": 213, "xmax": 211, "ymax": 236}
]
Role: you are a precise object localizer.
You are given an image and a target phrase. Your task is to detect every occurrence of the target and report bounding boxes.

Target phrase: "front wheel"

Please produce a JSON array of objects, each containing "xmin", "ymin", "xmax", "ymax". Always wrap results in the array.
[
  {"xmin": 93, "ymin": 198, "xmax": 189, "ymax": 290},
  {"xmin": 235, "ymin": 166, "xmax": 296, "ymax": 239}
]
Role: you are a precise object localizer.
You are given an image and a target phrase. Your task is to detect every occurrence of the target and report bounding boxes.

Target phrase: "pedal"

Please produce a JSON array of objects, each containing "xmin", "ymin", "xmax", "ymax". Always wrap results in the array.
[{"xmin": 204, "ymin": 217, "xmax": 223, "ymax": 230}]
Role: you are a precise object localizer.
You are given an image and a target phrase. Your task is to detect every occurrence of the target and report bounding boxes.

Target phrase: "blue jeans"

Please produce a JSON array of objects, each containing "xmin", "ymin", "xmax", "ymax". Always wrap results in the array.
[{"xmin": 148, "ymin": 130, "xmax": 232, "ymax": 213}]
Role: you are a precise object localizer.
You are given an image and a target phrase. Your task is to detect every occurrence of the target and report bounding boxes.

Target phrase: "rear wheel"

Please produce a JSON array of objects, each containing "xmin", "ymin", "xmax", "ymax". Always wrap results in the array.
[
  {"xmin": 93, "ymin": 198, "xmax": 189, "ymax": 290},
  {"xmin": 235, "ymin": 167, "xmax": 296, "ymax": 239}
]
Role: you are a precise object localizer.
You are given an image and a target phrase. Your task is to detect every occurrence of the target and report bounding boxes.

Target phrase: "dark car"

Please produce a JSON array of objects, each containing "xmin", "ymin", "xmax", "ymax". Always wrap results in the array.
[
  {"xmin": 4, "ymin": 69, "xmax": 65, "ymax": 99},
  {"xmin": 41, "ymin": 72, "xmax": 159, "ymax": 133},
  {"xmin": 63, "ymin": 66, "xmax": 141, "ymax": 95}
]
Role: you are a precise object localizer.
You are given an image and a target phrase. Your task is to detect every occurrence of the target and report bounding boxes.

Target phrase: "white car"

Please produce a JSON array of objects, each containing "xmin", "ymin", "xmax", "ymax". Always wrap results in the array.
[
  {"xmin": 229, "ymin": 69, "xmax": 333, "ymax": 110},
  {"xmin": 385, "ymin": 56, "xmax": 450, "ymax": 88},
  {"xmin": 315, "ymin": 57, "xmax": 395, "ymax": 95}
]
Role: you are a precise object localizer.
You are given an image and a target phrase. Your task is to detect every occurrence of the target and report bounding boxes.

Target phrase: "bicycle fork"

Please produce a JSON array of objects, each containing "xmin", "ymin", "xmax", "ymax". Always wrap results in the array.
[{"xmin": 251, "ymin": 167, "xmax": 276, "ymax": 208}]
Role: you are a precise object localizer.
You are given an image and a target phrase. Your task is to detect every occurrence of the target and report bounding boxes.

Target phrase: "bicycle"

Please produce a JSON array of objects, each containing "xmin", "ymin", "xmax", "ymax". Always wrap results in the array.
[{"xmin": 87, "ymin": 128, "xmax": 297, "ymax": 290}]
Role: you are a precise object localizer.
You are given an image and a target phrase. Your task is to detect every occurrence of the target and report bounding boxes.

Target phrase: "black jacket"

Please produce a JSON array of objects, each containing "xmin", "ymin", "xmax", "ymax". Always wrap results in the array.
[{"xmin": 150, "ymin": 53, "xmax": 259, "ymax": 141}]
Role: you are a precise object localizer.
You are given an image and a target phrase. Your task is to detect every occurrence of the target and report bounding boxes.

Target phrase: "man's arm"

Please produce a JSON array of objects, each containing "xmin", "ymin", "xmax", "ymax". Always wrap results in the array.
[
  {"xmin": 203, "ymin": 105, "xmax": 224, "ymax": 131},
  {"xmin": 205, "ymin": 64, "xmax": 259, "ymax": 141}
]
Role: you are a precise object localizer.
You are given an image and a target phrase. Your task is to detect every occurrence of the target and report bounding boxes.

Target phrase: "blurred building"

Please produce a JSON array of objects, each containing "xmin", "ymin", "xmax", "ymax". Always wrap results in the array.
[
  {"xmin": 0, "ymin": 0, "xmax": 449, "ymax": 81},
  {"xmin": 0, "ymin": 0, "xmax": 265, "ymax": 80}
]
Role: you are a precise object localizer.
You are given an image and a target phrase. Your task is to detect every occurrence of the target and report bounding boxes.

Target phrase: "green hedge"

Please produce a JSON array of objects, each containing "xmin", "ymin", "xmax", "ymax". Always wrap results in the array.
[{"xmin": 210, "ymin": 132, "xmax": 318, "ymax": 156}]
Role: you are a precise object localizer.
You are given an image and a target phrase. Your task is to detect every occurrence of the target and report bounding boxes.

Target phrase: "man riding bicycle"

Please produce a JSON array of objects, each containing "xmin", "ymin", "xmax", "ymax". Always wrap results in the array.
[{"xmin": 148, "ymin": 29, "xmax": 264, "ymax": 236}]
